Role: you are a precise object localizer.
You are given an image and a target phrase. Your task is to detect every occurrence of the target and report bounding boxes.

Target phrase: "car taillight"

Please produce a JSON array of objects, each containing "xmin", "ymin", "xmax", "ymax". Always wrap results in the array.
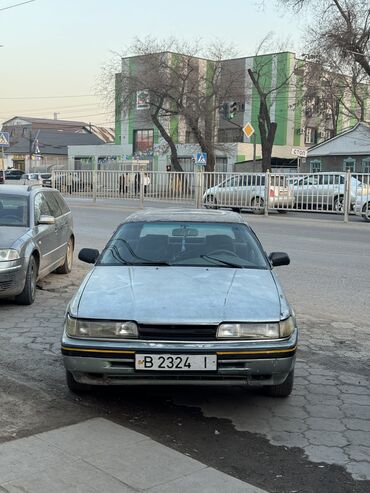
[{"xmin": 269, "ymin": 188, "xmax": 275, "ymax": 197}]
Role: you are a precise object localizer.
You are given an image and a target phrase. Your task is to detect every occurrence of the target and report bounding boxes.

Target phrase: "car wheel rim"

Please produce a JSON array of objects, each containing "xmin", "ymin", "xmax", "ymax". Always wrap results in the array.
[
  {"xmin": 335, "ymin": 199, "xmax": 344, "ymax": 212},
  {"xmin": 206, "ymin": 196, "xmax": 215, "ymax": 208}
]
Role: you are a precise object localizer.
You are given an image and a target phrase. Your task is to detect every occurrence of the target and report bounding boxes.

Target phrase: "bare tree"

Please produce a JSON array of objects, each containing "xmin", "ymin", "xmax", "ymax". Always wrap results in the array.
[
  {"xmin": 279, "ymin": 0, "xmax": 370, "ymax": 77},
  {"xmin": 100, "ymin": 37, "xmax": 245, "ymax": 172},
  {"xmin": 302, "ymin": 55, "xmax": 368, "ymax": 135},
  {"xmin": 247, "ymin": 35, "xmax": 297, "ymax": 171}
]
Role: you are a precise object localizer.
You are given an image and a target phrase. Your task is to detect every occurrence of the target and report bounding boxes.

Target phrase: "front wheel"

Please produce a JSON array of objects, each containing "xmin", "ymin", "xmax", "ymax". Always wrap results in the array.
[
  {"xmin": 333, "ymin": 195, "xmax": 345, "ymax": 213},
  {"xmin": 55, "ymin": 237, "xmax": 74, "ymax": 274},
  {"xmin": 204, "ymin": 195, "xmax": 218, "ymax": 209},
  {"xmin": 251, "ymin": 196, "xmax": 265, "ymax": 215},
  {"xmin": 362, "ymin": 203, "xmax": 370, "ymax": 222},
  {"xmin": 263, "ymin": 370, "xmax": 294, "ymax": 397},
  {"xmin": 15, "ymin": 256, "xmax": 38, "ymax": 305}
]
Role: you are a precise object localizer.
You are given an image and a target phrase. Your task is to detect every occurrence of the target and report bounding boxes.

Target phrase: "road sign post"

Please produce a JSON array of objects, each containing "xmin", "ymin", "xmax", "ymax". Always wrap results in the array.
[{"xmin": 194, "ymin": 153, "xmax": 207, "ymax": 209}]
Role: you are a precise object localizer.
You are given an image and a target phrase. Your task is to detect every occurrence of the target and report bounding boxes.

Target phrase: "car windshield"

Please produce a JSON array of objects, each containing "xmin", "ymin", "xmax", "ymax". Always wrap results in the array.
[
  {"xmin": 0, "ymin": 194, "xmax": 29, "ymax": 227},
  {"xmin": 99, "ymin": 221, "xmax": 269, "ymax": 269}
]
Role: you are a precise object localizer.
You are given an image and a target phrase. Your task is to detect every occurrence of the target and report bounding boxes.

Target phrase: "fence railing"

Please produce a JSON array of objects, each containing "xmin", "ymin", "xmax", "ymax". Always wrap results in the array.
[{"xmin": 51, "ymin": 170, "xmax": 370, "ymax": 222}]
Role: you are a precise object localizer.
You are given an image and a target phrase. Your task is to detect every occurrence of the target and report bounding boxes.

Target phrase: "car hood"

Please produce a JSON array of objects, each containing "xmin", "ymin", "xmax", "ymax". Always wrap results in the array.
[
  {"xmin": 74, "ymin": 266, "xmax": 283, "ymax": 324},
  {"xmin": 0, "ymin": 227, "xmax": 30, "ymax": 248}
]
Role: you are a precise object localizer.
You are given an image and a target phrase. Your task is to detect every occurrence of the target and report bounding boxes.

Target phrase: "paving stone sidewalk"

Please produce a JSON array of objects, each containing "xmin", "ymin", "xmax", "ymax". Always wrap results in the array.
[{"xmin": 0, "ymin": 418, "xmax": 266, "ymax": 492}]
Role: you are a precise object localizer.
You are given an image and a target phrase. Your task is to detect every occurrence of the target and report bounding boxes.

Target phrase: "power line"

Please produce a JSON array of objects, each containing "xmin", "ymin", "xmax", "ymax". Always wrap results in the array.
[
  {"xmin": 0, "ymin": 0, "xmax": 35, "ymax": 12},
  {"xmin": 0, "ymin": 94, "xmax": 96, "ymax": 100}
]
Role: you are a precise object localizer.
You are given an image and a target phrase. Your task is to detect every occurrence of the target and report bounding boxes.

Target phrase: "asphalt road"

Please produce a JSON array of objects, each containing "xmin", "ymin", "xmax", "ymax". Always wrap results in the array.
[{"xmin": 0, "ymin": 202, "xmax": 369, "ymax": 493}]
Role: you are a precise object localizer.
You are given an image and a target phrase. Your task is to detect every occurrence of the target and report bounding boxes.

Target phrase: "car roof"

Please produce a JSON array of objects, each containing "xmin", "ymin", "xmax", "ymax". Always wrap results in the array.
[
  {"xmin": 123, "ymin": 208, "xmax": 247, "ymax": 224},
  {"xmin": 0, "ymin": 185, "xmax": 44, "ymax": 195}
]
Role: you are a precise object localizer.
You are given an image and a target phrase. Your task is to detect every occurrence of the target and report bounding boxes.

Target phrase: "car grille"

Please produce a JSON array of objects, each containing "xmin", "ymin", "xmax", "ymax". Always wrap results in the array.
[
  {"xmin": 138, "ymin": 324, "xmax": 218, "ymax": 341},
  {"xmin": 0, "ymin": 272, "xmax": 17, "ymax": 292}
]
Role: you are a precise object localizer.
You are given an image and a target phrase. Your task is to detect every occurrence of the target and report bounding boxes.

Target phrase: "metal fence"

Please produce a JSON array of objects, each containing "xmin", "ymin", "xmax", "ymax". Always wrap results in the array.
[{"xmin": 51, "ymin": 170, "xmax": 370, "ymax": 222}]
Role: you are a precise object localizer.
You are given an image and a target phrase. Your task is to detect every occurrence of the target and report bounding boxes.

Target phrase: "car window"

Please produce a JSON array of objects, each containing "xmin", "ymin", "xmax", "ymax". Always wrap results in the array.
[
  {"xmin": 53, "ymin": 192, "xmax": 70, "ymax": 215},
  {"xmin": 44, "ymin": 192, "xmax": 63, "ymax": 218},
  {"xmin": 99, "ymin": 221, "xmax": 269, "ymax": 269},
  {"xmin": 220, "ymin": 176, "xmax": 239, "ymax": 187},
  {"xmin": 34, "ymin": 192, "xmax": 52, "ymax": 224},
  {"xmin": 0, "ymin": 193, "xmax": 29, "ymax": 227}
]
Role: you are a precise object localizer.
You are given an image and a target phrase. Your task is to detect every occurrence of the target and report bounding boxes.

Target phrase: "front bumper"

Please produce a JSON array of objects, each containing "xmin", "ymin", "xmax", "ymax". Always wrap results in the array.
[
  {"xmin": 61, "ymin": 328, "xmax": 298, "ymax": 386},
  {"xmin": 0, "ymin": 260, "xmax": 26, "ymax": 298}
]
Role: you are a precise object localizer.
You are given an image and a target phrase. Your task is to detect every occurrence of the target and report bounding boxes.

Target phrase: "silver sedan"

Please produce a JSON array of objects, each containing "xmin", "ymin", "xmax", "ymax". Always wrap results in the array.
[{"xmin": 62, "ymin": 209, "xmax": 297, "ymax": 397}]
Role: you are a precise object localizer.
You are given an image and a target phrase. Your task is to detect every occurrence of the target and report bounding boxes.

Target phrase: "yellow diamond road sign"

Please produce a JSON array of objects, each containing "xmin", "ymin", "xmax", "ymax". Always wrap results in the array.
[{"xmin": 243, "ymin": 122, "xmax": 255, "ymax": 139}]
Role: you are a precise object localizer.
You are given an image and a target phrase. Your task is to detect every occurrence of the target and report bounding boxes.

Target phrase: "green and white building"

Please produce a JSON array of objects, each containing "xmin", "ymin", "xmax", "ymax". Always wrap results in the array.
[{"xmin": 115, "ymin": 51, "xmax": 370, "ymax": 172}]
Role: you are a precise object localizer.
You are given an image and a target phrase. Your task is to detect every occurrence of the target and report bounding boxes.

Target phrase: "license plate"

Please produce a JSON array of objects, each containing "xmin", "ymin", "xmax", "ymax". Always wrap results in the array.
[{"xmin": 135, "ymin": 354, "xmax": 217, "ymax": 371}]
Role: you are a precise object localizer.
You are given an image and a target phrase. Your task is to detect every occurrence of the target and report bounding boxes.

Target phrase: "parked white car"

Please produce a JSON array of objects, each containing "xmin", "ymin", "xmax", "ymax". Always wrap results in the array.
[
  {"xmin": 287, "ymin": 174, "xmax": 364, "ymax": 212},
  {"xmin": 20, "ymin": 173, "xmax": 52, "ymax": 187},
  {"xmin": 203, "ymin": 174, "xmax": 295, "ymax": 214}
]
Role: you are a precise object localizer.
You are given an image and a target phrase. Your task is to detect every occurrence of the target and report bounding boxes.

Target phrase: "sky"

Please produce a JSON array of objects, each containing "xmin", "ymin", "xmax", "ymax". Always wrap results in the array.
[{"xmin": 0, "ymin": 0, "xmax": 310, "ymax": 128}]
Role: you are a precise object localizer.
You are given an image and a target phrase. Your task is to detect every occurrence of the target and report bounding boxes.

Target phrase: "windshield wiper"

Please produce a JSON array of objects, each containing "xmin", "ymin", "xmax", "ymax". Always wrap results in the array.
[
  {"xmin": 200, "ymin": 254, "xmax": 244, "ymax": 268},
  {"xmin": 113, "ymin": 239, "xmax": 171, "ymax": 266}
]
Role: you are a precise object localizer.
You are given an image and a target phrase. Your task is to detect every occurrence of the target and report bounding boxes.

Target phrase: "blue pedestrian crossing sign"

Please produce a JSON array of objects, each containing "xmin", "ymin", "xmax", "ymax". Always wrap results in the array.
[
  {"xmin": 0, "ymin": 132, "xmax": 10, "ymax": 148},
  {"xmin": 195, "ymin": 152, "xmax": 207, "ymax": 166}
]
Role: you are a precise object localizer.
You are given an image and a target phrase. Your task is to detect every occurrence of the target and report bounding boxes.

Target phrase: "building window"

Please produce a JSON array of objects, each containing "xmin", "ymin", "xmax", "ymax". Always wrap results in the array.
[
  {"xmin": 218, "ymin": 128, "xmax": 242, "ymax": 143},
  {"xmin": 133, "ymin": 129, "xmax": 154, "ymax": 154},
  {"xmin": 305, "ymin": 127, "xmax": 317, "ymax": 144},
  {"xmin": 310, "ymin": 160, "xmax": 322, "ymax": 173},
  {"xmin": 178, "ymin": 157, "xmax": 194, "ymax": 172},
  {"xmin": 185, "ymin": 130, "xmax": 197, "ymax": 144},
  {"xmin": 343, "ymin": 157, "xmax": 356, "ymax": 172},
  {"xmin": 362, "ymin": 157, "xmax": 370, "ymax": 173},
  {"xmin": 215, "ymin": 157, "xmax": 228, "ymax": 172}
]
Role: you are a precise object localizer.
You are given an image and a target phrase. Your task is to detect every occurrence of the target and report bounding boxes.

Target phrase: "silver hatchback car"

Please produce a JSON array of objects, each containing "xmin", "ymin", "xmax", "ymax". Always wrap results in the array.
[
  {"xmin": 0, "ymin": 185, "xmax": 74, "ymax": 304},
  {"xmin": 62, "ymin": 209, "xmax": 297, "ymax": 397}
]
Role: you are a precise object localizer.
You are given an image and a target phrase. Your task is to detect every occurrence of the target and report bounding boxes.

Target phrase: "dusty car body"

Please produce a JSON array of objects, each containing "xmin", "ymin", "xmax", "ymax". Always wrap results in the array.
[
  {"xmin": 203, "ymin": 174, "xmax": 294, "ymax": 213},
  {"xmin": 62, "ymin": 209, "xmax": 297, "ymax": 396},
  {"xmin": 0, "ymin": 185, "xmax": 74, "ymax": 304}
]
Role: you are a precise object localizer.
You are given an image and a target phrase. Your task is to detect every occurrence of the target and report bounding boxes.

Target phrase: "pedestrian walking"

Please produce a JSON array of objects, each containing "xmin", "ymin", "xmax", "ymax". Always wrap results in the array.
[
  {"xmin": 134, "ymin": 172, "xmax": 141, "ymax": 195},
  {"xmin": 119, "ymin": 174, "xmax": 126, "ymax": 196},
  {"xmin": 143, "ymin": 173, "xmax": 150, "ymax": 195}
]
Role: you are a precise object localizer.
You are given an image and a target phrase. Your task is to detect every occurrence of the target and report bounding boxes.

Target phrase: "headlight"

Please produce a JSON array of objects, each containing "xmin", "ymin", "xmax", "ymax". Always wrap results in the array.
[
  {"xmin": 217, "ymin": 322, "xmax": 280, "ymax": 339},
  {"xmin": 279, "ymin": 316, "xmax": 295, "ymax": 337},
  {"xmin": 65, "ymin": 314, "xmax": 138, "ymax": 338},
  {"xmin": 217, "ymin": 316, "xmax": 295, "ymax": 339},
  {"xmin": 0, "ymin": 249, "xmax": 20, "ymax": 261}
]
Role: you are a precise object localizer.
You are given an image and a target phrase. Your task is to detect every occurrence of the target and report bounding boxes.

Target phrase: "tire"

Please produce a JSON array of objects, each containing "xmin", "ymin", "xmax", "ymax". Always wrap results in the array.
[
  {"xmin": 362, "ymin": 203, "xmax": 370, "ymax": 222},
  {"xmin": 55, "ymin": 237, "xmax": 74, "ymax": 274},
  {"xmin": 15, "ymin": 256, "xmax": 38, "ymax": 305},
  {"xmin": 66, "ymin": 370, "xmax": 91, "ymax": 393},
  {"xmin": 251, "ymin": 196, "xmax": 265, "ymax": 215},
  {"xmin": 204, "ymin": 195, "xmax": 218, "ymax": 209},
  {"xmin": 263, "ymin": 370, "xmax": 294, "ymax": 397},
  {"xmin": 333, "ymin": 195, "xmax": 344, "ymax": 213}
]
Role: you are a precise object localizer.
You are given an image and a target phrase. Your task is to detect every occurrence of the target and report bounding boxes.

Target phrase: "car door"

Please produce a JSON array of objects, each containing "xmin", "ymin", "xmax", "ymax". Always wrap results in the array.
[
  {"xmin": 33, "ymin": 191, "xmax": 59, "ymax": 276},
  {"xmin": 216, "ymin": 175, "xmax": 240, "ymax": 206},
  {"xmin": 44, "ymin": 191, "xmax": 67, "ymax": 265}
]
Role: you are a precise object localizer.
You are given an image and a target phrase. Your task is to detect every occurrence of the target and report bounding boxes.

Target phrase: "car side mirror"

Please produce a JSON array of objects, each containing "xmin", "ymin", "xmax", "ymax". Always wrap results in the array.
[
  {"xmin": 38, "ymin": 215, "xmax": 55, "ymax": 225},
  {"xmin": 78, "ymin": 248, "xmax": 100, "ymax": 264},
  {"xmin": 269, "ymin": 252, "xmax": 290, "ymax": 267}
]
